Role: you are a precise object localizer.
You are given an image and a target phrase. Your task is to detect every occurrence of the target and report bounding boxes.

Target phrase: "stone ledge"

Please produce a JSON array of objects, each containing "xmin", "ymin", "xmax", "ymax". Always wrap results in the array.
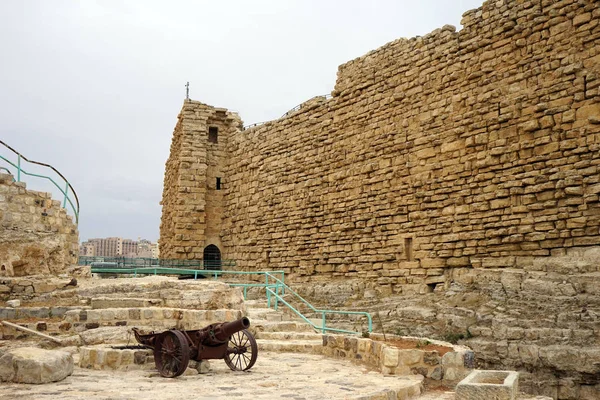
[
  {"xmin": 322, "ymin": 333, "xmax": 474, "ymax": 385},
  {"xmin": 79, "ymin": 345, "xmax": 154, "ymax": 371}
]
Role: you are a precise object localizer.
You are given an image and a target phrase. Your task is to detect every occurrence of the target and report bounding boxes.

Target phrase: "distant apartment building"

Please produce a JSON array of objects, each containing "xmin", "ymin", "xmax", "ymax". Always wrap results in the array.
[
  {"xmin": 87, "ymin": 237, "xmax": 120, "ymax": 257},
  {"xmin": 137, "ymin": 239, "xmax": 153, "ymax": 258},
  {"xmin": 121, "ymin": 239, "xmax": 138, "ymax": 257},
  {"xmin": 80, "ymin": 237, "xmax": 159, "ymax": 258},
  {"xmin": 79, "ymin": 242, "xmax": 95, "ymax": 256}
]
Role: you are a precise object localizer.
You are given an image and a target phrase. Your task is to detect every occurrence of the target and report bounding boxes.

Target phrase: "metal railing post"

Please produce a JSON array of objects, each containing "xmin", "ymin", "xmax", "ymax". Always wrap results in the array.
[
  {"xmin": 322, "ymin": 312, "xmax": 326, "ymax": 334},
  {"xmin": 17, "ymin": 154, "xmax": 21, "ymax": 182},
  {"xmin": 274, "ymin": 282, "xmax": 279, "ymax": 311},
  {"xmin": 266, "ymin": 274, "xmax": 271, "ymax": 308},
  {"xmin": 62, "ymin": 182, "xmax": 69, "ymax": 208}
]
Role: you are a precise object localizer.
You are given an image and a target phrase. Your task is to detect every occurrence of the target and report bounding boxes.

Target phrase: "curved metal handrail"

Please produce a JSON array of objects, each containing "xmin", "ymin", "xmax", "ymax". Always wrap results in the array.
[
  {"xmin": 280, "ymin": 94, "xmax": 332, "ymax": 118},
  {"xmin": 0, "ymin": 139, "xmax": 80, "ymax": 224},
  {"xmin": 0, "ymin": 166, "xmax": 13, "ymax": 177},
  {"xmin": 243, "ymin": 121, "xmax": 268, "ymax": 130},
  {"xmin": 242, "ymin": 93, "xmax": 333, "ymax": 131}
]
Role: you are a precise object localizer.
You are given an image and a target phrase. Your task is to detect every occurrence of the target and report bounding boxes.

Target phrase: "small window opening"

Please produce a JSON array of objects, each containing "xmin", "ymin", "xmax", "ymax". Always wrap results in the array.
[
  {"xmin": 216, "ymin": 177, "xmax": 221, "ymax": 190},
  {"xmin": 208, "ymin": 126, "xmax": 218, "ymax": 143},
  {"xmin": 404, "ymin": 237, "xmax": 413, "ymax": 261},
  {"xmin": 426, "ymin": 282, "xmax": 438, "ymax": 292}
]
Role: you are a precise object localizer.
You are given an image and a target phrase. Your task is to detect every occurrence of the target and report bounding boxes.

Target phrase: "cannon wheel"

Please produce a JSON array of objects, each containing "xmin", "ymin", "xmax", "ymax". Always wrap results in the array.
[
  {"xmin": 224, "ymin": 329, "xmax": 258, "ymax": 371},
  {"xmin": 154, "ymin": 330, "xmax": 190, "ymax": 378}
]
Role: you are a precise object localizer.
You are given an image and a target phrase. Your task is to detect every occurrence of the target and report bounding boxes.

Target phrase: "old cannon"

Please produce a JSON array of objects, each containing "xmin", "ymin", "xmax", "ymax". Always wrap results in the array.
[{"xmin": 132, "ymin": 317, "xmax": 258, "ymax": 378}]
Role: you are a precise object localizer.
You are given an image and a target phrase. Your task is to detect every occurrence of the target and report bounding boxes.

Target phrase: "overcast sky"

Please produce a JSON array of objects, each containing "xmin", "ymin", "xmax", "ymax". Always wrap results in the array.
[{"xmin": 0, "ymin": 0, "xmax": 483, "ymax": 243}]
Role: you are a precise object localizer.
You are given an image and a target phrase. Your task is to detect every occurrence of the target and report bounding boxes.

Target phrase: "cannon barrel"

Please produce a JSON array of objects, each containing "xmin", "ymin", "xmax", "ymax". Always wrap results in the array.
[
  {"xmin": 219, "ymin": 317, "xmax": 250, "ymax": 337},
  {"xmin": 209, "ymin": 317, "xmax": 250, "ymax": 343}
]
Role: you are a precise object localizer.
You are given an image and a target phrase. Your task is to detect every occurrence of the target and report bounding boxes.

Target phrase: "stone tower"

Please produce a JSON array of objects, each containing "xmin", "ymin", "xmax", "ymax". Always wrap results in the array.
[{"xmin": 159, "ymin": 100, "xmax": 241, "ymax": 262}]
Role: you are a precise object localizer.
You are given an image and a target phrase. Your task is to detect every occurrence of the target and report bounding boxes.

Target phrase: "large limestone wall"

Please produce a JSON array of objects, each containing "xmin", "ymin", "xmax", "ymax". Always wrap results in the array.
[
  {"xmin": 215, "ymin": 1, "xmax": 600, "ymax": 398},
  {"xmin": 223, "ymin": 0, "xmax": 600, "ymax": 287},
  {"xmin": 159, "ymin": 101, "xmax": 241, "ymax": 259},
  {"xmin": 158, "ymin": 1, "xmax": 600, "ymax": 397},
  {"xmin": 0, "ymin": 173, "xmax": 78, "ymax": 276}
]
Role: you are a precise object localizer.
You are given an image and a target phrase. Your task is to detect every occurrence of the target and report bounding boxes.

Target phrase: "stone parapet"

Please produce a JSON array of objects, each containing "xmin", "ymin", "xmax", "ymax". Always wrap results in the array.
[{"xmin": 322, "ymin": 333, "xmax": 473, "ymax": 386}]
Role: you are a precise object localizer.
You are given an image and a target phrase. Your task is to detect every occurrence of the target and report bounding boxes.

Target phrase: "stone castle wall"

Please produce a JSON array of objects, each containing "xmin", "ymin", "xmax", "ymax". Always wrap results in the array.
[
  {"xmin": 159, "ymin": 102, "xmax": 241, "ymax": 259},
  {"xmin": 159, "ymin": 1, "xmax": 600, "ymax": 397},
  {"xmin": 222, "ymin": 0, "xmax": 600, "ymax": 288},
  {"xmin": 0, "ymin": 173, "xmax": 78, "ymax": 276}
]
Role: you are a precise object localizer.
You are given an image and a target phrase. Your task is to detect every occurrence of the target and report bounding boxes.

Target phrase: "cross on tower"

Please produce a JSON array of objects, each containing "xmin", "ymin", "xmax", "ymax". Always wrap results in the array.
[{"xmin": 185, "ymin": 82, "xmax": 190, "ymax": 100}]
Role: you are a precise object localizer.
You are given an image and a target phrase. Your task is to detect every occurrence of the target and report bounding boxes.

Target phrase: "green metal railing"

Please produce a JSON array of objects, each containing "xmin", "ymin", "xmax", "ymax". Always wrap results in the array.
[
  {"xmin": 260, "ymin": 272, "xmax": 372, "ymax": 335},
  {"xmin": 0, "ymin": 140, "xmax": 79, "ymax": 224},
  {"xmin": 80, "ymin": 256, "xmax": 235, "ymax": 270},
  {"xmin": 89, "ymin": 264, "xmax": 372, "ymax": 335}
]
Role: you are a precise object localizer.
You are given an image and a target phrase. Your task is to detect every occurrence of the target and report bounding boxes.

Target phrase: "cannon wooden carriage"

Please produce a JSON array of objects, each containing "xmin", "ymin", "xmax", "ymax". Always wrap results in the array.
[{"xmin": 132, "ymin": 317, "xmax": 258, "ymax": 377}]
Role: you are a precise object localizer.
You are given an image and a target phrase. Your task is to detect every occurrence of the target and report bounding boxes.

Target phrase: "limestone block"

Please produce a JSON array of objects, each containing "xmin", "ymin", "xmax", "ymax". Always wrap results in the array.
[
  {"xmin": 382, "ymin": 346, "xmax": 399, "ymax": 367},
  {"xmin": 443, "ymin": 367, "xmax": 460, "ymax": 381},
  {"xmin": 0, "ymin": 347, "xmax": 73, "ymax": 383},
  {"xmin": 521, "ymin": 120, "xmax": 539, "ymax": 132},
  {"xmin": 456, "ymin": 370, "xmax": 518, "ymax": 400},
  {"xmin": 6, "ymin": 299, "xmax": 20, "ymax": 307},
  {"xmin": 79, "ymin": 326, "xmax": 131, "ymax": 345},
  {"xmin": 191, "ymin": 359, "xmax": 211, "ymax": 374},
  {"xmin": 398, "ymin": 349, "xmax": 423, "ymax": 366}
]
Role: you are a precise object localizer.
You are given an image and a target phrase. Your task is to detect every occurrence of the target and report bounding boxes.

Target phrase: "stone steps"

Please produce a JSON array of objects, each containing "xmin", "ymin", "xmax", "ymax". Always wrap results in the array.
[
  {"xmin": 416, "ymin": 390, "xmax": 454, "ymax": 400},
  {"xmin": 256, "ymin": 338, "xmax": 324, "ymax": 354},
  {"xmin": 246, "ymin": 307, "xmax": 285, "ymax": 321},
  {"xmin": 255, "ymin": 331, "xmax": 323, "ymax": 341},
  {"xmin": 248, "ymin": 315, "xmax": 317, "ymax": 331},
  {"xmin": 246, "ymin": 299, "xmax": 325, "ymax": 355}
]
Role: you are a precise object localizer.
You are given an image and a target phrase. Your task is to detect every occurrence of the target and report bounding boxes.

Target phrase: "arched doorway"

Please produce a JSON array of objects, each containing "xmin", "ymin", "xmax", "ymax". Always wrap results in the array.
[{"xmin": 203, "ymin": 245, "xmax": 221, "ymax": 271}]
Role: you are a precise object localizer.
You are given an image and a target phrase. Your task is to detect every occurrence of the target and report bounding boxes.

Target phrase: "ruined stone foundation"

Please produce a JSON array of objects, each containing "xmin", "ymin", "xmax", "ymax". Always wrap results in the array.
[{"xmin": 0, "ymin": 173, "xmax": 78, "ymax": 277}]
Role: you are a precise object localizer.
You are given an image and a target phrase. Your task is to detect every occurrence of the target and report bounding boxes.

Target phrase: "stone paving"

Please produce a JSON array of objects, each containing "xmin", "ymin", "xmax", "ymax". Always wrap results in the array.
[{"xmin": 0, "ymin": 351, "xmax": 423, "ymax": 400}]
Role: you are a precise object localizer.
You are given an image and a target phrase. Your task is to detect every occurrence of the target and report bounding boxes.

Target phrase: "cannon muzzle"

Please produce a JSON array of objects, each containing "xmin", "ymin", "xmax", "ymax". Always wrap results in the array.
[
  {"xmin": 206, "ymin": 317, "xmax": 250, "ymax": 344},
  {"xmin": 219, "ymin": 317, "xmax": 250, "ymax": 338}
]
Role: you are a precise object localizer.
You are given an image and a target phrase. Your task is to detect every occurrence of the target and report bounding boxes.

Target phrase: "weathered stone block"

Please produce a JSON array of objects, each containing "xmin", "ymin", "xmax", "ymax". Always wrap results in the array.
[
  {"xmin": 456, "ymin": 370, "xmax": 519, "ymax": 400},
  {"xmin": 0, "ymin": 347, "xmax": 73, "ymax": 384},
  {"xmin": 382, "ymin": 347, "xmax": 399, "ymax": 367}
]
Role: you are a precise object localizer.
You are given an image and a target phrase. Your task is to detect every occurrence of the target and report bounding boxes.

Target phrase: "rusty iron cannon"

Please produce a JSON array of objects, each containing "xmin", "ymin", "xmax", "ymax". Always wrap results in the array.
[{"xmin": 132, "ymin": 317, "xmax": 257, "ymax": 377}]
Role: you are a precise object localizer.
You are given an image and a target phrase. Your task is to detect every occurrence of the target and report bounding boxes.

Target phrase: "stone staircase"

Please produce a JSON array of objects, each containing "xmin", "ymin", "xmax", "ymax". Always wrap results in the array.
[{"xmin": 245, "ymin": 299, "xmax": 325, "ymax": 354}]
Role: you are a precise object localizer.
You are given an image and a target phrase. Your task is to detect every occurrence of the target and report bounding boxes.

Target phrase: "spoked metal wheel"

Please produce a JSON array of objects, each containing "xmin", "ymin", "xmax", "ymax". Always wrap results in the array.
[
  {"xmin": 224, "ymin": 329, "xmax": 258, "ymax": 371},
  {"xmin": 154, "ymin": 330, "xmax": 190, "ymax": 378}
]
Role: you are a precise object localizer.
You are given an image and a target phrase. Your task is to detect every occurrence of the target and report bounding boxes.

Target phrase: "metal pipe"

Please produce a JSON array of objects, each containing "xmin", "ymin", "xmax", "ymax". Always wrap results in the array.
[{"xmin": 1, "ymin": 320, "xmax": 63, "ymax": 343}]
